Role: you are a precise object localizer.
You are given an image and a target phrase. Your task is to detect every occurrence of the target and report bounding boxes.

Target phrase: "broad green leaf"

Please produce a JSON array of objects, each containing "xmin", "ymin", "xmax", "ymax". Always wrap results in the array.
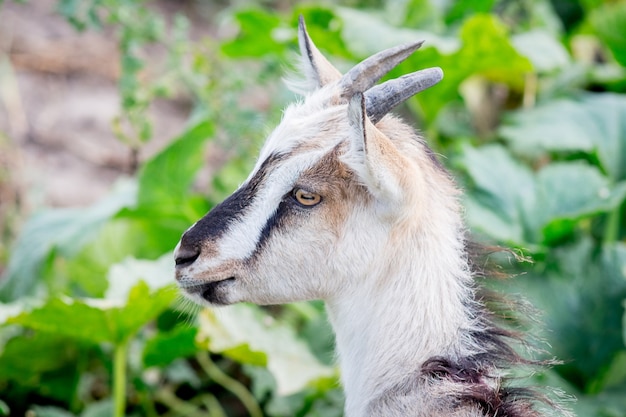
[
  {"xmin": 338, "ymin": 6, "xmax": 456, "ymax": 123},
  {"xmin": 28, "ymin": 406, "xmax": 75, "ymax": 417},
  {"xmin": 292, "ymin": 6, "xmax": 353, "ymax": 59},
  {"xmin": 115, "ymin": 198, "xmax": 209, "ymax": 258},
  {"xmin": 119, "ymin": 121, "xmax": 213, "ymax": 255},
  {"xmin": 0, "ymin": 331, "xmax": 79, "ymax": 383},
  {"xmin": 80, "ymin": 400, "xmax": 113, "ymax": 417},
  {"xmin": 136, "ymin": 120, "xmax": 213, "ymax": 211},
  {"xmin": 457, "ymin": 144, "xmax": 535, "ymax": 244},
  {"xmin": 532, "ymin": 163, "xmax": 626, "ymax": 243},
  {"xmin": 506, "ymin": 240, "xmax": 626, "ymax": 390},
  {"xmin": 9, "ymin": 297, "xmax": 121, "ymax": 344},
  {"xmin": 591, "ymin": 350, "xmax": 626, "ymax": 392},
  {"xmin": 221, "ymin": 9, "xmax": 287, "ymax": 58},
  {"xmin": 0, "ymin": 299, "xmax": 33, "ymax": 324},
  {"xmin": 458, "ymin": 145, "xmax": 626, "ymax": 246},
  {"xmin": 197, "ymin": 304, "xmax": 334, "ymax": 395},
  {"xmin": 409, "ymin": 13, "xmax": 532, "ymax": 122},
  {"xmin": 572, "ymin": 388, "xmax": 626, "ymax": 417},
  {"xmin": 444, "ymin": 0, "xmax": 496, "ymax": 25},
  {"xmin": 338, "ymin": 7, "xmax": 458, "ymax": 56},
  {"xmin": 590, "ymin": 2, "xmax": 626, "ymax": 67},
  {"xmin": 0, "ymin": 331, "xmax": 82, "ymax": 404},
  {"xmin": 60, "ymin": 220, "xmax": 147, "ymax": 298},
  {"xmin": 9, "ymin": 278, "xmax": 176, "ymax": 345},
  {"xmin": 143, "ymin": 325, "xmax": 198, "ymax": 368},
  {"xmin": 455, "ymin": 14, "xmax": 533, "ymax": 87},
  {"xmin": 500, "ymin": 93, "xmax": 626, "ymax": 182},
  {"xmin": 512, "ymin": 30, "xmax": 570, "ymax": 72},
  {"xmin": 385, "ymin": 0, "xmax": 442, "ymax": 29},
  {"xmin": 0, "ymin": 180, "xmax": 136, "ymax": 302},
  {"xmin": 531, "ymin": 368, "xmax": 626, "ymax": 417},
  {"xmin": 105, "ymin": 253, "xmax": 175, "ymax": 300}
]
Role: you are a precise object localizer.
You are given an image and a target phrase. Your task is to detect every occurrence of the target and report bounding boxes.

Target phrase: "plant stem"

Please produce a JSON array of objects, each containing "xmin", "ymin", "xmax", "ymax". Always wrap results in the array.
[
  {"xmin": 196, "ymin": 353, "xmax": 263, "ymax": 417},
  {"xmin": 113, "ymin": 340, "xmax": 129, "ymax": 417},
  {"xmin": 201, "ymin": 394, "xmax": 227, "ymax": 417},
  {"xmin": 156, "ymin": 389, "xmax": 211, "ymax": 417},
  {"xmin": 604, "ymin": 206, "xmax": 621, "ymax": 245}
]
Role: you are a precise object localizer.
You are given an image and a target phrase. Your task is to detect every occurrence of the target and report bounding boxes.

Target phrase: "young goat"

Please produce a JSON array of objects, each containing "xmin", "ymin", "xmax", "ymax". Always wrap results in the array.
[{"xmin": 175, "ymin": 18, "xmax": 563, "ymax": 417}]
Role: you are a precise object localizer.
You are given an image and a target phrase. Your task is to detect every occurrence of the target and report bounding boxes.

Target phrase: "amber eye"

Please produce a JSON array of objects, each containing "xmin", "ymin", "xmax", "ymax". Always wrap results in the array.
[{"xmin": 293, "ymin": 188, "xmax": 322, "ymax": 207}]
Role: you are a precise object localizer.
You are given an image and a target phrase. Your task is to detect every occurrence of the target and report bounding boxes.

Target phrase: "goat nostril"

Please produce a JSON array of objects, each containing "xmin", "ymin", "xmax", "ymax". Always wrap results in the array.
[{"xmin": 175, "ymin": 247, "xmax": 200, "ymax": 268}]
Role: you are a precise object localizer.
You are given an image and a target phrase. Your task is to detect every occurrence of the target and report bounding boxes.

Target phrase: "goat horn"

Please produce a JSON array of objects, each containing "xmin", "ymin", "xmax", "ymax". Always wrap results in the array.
[
  {"xmin": 365, "ymin": 67, "xmax": 444, "ymax": 124},
  {"xmin": 340, "ymin": 40, "xmax": 424, "ymax": 97}
]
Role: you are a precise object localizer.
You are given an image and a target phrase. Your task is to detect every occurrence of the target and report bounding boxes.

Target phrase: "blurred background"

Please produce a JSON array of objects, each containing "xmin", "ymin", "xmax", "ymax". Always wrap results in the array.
[{"xmin": 0, "ymin": 0, "xmax": 625, "ymax": 416}]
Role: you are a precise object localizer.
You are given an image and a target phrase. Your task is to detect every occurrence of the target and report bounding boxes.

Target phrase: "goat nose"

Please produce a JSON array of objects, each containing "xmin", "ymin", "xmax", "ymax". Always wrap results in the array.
[{"xmin": 174, "ymin": 245, "xmax": 200, "ymax": 268}]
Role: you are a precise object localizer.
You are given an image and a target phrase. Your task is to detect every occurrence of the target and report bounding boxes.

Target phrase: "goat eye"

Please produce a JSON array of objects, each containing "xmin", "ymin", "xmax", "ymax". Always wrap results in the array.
[{"xmin": 293, "ymin": 188, "xmax": 322, "ymax": 207}]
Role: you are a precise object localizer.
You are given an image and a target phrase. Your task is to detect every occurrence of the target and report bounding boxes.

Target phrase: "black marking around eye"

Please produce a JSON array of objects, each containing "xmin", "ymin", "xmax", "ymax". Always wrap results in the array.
[
  {"xmin": 179, "ymin": 153, "xmax": 283, "ymax": 252},
  {"xmin": 256, "ymin": 199, "xmax": 290, "ymax": 251},
  {"xmin": 251, "ymin": 188, "xmax": 319, "ymax": 259}
]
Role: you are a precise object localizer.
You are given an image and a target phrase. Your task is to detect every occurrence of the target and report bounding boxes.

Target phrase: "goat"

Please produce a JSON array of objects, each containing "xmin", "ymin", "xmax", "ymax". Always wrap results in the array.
[{"xmin": 174, "ymin": 17, "xmax": 566, "ymax": 417}]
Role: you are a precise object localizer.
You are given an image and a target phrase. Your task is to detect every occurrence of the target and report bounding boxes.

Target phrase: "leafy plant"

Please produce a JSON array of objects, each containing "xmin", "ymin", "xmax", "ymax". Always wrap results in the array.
[{"xmin": 1, "ymin": 0, "xmax": 626, "ymax": 416}]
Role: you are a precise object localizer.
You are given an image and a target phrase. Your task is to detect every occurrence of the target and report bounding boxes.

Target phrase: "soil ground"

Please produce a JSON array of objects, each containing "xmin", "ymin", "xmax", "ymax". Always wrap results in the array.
[
  {"xmin": 0, "ymin": 0, "xmax": 196, "ymax": 211},
  {"xmin": 0, "ymin": 0, "xmax": 230, "ymax": 274}
]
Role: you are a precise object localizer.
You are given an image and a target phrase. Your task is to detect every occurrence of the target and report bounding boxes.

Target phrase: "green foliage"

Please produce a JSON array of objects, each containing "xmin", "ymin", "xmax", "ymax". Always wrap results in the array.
[
  {"xmin": 197, "ymin": 304, "xmax": 334, "ymax": 396},
  {"xmin": 460, "ymin": 143, "xmax": 626, "ymax": 245},
  {"xmin": 1, "ymin": 0, "xmax": 626, "ymax": 416}
]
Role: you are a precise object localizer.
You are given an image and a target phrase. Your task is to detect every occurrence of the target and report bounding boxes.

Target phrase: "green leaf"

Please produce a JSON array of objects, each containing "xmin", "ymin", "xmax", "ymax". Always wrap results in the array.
[
  {"xmin": 500, "ymin": 93, "xmax": 626, "ymax": 182},
  {"xmin": 293, "ymin": 6, "xmax": 353, "ymax": 59},
  {"xmin": 143, "ymin": 325, "xmax": 198, "ymax": 368},
  {"xmin": 0, "ymin": 330, "xmax": 83, "ymax": 404},
  {"xmin": 197, "ymin": 304, "xmax": 334, "ymax": 395},
  {"xmin": 28, "ymin": 406, "xmax": 75, "ymax": 417},
  {"xmin": 590, "ymin": 2, "xmax": 626, "ymax": 67},
  {"xmin": 455, "ymin": 14, "xmax": 534, "ymax": 86},
  {"xmin": 338, "ymin": 7, "xmax": 458, "ymax": 57},
  {"xmin": 409, "ymin": 13, "xmax": 532, "ymax": 122},
  {"xmin": 0, "ymin": 331, "xmax": 80, "ymax": 383},
  {"xmin": 591, "ymin": 350, "xmax": 626, "ymax": 392},
  {"xmin": 507, "ymin": 240, "xmax": 626, "ymax": 390},
  {"xmin": 386, "ymin": 0, "xmax": 443, "ymax": 29},
  {"xmin": 511, "ymin": 29, "xmax": 570, "ymax": 72},
  {"xmin": 221, "ymin": 9, "xmax": 287, "ymax": 58},
  {"xmin": 444, "ymin": 0, "xmax": 496, "ymax": 25},
  {"xmin": 8, "ymin": 256, "xmax": 176, "ymax": 345},
  {"xmin": 458, "ymin": 145, "xmax": 626, "ymax": 245},
  {"xmin": 80, "ymin": 400, "xmax": 114, "ymax": 417},
  {"xmin": 9, "ymin": 297, "xmax": 120, "ymax": 344},
  {"xmin": 457, "ymin": 144, "xmax": 535, "ymax": 244},
  {"xmin": 338, "ymin": 6, "xmax": 456, "ymax": 122},
  {"xmin": 532, "ymin": 163, "xmax": 626, "ymax": 243},
  {"xmin": 105, "ymin": 253, "xmax": 175, "ymax": 300},
  {"xmin": 573, "ymin": 387, "xmax": 626, "ymax": 417},
  {"xmin": 0, "ymin": 180, "xmax": 136, "ymax": 302},
  {"xmin": 61, "ymin": 220, "xmax": 146, "ymax": 298},
  {"xmin": 137, "ymin": 120, "xmax": 213, "ymax": 211},
  {"xmin": 119, "ymin": 121, "xmax": 213, "ymax": 255}
]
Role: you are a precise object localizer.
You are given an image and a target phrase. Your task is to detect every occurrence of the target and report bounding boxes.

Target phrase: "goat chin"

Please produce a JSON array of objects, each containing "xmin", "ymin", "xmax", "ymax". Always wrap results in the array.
[{"xmin": 173, "ymin": 16, "xmax": 570, "ymax": 417}]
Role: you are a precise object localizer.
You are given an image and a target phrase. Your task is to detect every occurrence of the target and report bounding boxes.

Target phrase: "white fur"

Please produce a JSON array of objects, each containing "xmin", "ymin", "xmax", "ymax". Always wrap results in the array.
[{"xmin": 174, "ymin": 30, "xmax": 552, "ymax": 417}]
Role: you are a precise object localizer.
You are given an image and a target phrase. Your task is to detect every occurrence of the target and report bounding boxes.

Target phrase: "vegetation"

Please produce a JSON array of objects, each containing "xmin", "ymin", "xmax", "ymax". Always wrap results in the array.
[{"xmin": 1, "ymin": 0, "xmax": 626, "ymax": 416}]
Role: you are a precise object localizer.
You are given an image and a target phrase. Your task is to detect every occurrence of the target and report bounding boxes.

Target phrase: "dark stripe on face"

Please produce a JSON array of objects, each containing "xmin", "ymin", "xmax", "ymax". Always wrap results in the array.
[
  {"xmin": 179, "ymin": 153, "xmax": 283, "ymax": 252},
  {"xmin": 256, "ymin": 199, "xmax": 290, "ymax": 252}
]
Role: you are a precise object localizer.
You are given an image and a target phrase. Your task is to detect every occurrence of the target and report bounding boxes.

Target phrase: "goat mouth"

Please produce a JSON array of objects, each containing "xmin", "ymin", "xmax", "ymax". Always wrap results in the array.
[{"xmin": 182, "ymin": 277, "xmax": 236, "ymax": 305}]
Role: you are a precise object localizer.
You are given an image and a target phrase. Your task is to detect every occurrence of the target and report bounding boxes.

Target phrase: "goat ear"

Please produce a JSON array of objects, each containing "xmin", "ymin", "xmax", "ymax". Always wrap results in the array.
[
  {"xmin": 347, "ymin": 93, "xmax": 408, "ymax": 204},
  {"xmin": 297, "ymin": 16, "xmax": 342, "ymax": 88}
]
